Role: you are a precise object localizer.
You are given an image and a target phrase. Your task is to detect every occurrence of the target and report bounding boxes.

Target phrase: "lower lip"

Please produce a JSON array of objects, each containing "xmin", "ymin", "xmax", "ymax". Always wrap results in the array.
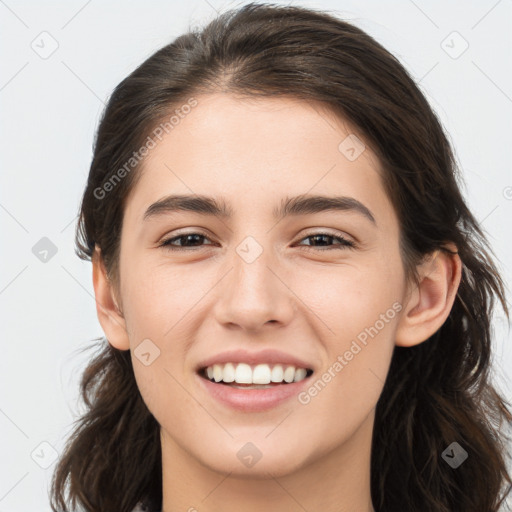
[{"xmin": 196, "ymin": 373, "xmax": 312, "ymax": 412}]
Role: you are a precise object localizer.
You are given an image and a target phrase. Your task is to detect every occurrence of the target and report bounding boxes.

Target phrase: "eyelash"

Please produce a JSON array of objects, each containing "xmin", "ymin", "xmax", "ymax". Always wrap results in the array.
[{"xmin": 158, "ymin": 231, "xmax": 356, "ymax": 251}]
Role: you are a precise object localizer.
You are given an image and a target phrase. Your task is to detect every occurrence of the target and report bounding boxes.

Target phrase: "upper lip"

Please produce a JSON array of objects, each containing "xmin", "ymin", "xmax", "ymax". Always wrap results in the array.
[{"xmin": 196, "ymin": 349, "xmax": 315, "ymax": 372}]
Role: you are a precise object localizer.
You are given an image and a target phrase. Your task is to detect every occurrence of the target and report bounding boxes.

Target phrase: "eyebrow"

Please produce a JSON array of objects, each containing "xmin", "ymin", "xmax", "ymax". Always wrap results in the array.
[{"xmin": 143, "ymin": 193, "xmax": 376, "ymax": 225}]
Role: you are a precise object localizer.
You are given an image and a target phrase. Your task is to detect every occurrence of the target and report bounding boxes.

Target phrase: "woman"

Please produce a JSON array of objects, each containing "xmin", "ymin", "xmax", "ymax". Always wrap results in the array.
[{"xmin": 50, "ymin": 3, "xmax": 511, "ymax": 511}]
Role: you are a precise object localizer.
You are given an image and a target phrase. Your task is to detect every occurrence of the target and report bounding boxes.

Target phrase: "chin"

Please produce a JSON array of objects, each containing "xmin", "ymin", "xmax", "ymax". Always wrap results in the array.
[{"xmin": 195, "ymin": 438, "xmax": 313, "ymax": 478}]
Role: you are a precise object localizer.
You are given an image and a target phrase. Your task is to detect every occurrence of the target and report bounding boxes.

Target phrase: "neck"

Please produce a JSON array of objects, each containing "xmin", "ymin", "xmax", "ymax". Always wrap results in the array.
[{"xmin": 160, "ymin": 409, "xmax": 376, "ymax": 512}]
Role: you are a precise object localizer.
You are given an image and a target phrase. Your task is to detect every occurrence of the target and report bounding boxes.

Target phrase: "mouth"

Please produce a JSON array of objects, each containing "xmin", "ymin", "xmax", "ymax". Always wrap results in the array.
[
  {"xmin": 197, "ymin": 362, "xmax": 314, "ymax": 389},
  {"xmin": 196, "ymin": 363, "xmax": 315, "ymax": 412}
]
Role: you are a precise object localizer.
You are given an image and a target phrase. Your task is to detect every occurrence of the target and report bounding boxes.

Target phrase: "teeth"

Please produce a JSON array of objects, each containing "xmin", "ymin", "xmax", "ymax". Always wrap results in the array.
[
  {"xmin": 222, "ymin": 362, "xmax": 235, "ymax": 382},
  {"xmin": 271, "ymin": 365, "xmax": 284, "ymax": 382},
  {"xmin": 213, "ymin": 364, "xmax": 223, "ymax": 383},
  {"xmin": 253, "ymin": 364, "xmax": 271, "ymax": 384},
  {"xmin": 235, "ymin": 363, "xmax": 252, "ymax": 383},
  {"xmin": 203, "ymin": 362, "xmax": 311, "ymax": 384},
  {"xmin": 283, "ymin": 366, "xmax": 295, "ymax": 383},
  {"xmin": 293, "ymin": 368, "xmax": 307, "ymax": 382}
]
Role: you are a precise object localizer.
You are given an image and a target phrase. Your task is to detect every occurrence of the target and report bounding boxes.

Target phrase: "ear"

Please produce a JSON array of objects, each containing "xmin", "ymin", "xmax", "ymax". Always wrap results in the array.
[
  {"xmin": 92, "ymin": 245, "xmax": 130, "ymax": 351},
  {"xmin": 395, "ymin": 245, "xmax": 462, "ymax": 347}
]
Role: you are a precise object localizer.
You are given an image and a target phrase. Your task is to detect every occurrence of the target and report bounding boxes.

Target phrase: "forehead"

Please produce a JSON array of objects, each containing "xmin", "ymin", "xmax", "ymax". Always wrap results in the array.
[{"xmin": 123, "ymin": 93, "xmax": 393, "ymax": 225}]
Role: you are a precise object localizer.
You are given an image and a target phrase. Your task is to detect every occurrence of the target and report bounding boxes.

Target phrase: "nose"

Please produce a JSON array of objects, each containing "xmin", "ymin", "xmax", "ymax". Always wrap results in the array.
[{"xmin": 213, "ymin": 239, "xmax": 295, "ymax": 332}]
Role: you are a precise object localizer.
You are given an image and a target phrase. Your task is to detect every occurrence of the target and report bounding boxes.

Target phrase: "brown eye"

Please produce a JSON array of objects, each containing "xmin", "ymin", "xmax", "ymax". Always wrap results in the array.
[
  {"xmin": 297, "ymin": 233, "xmax": 356, "ymax": 250},
  {"xmin": 159, "ymin": 232, "xmax": 213, "ymax": 250}
]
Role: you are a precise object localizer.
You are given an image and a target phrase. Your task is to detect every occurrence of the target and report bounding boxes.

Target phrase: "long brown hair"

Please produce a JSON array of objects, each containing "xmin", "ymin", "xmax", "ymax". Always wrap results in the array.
[{"xmin": 50, "ymin": 3, "xmax": 511, "ymax": 511}]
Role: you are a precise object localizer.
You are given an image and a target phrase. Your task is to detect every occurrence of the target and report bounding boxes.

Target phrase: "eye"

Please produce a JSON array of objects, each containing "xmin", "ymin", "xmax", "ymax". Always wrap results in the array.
[
  {"xmin": 158, "ymin": 231, "xmax": 355, "ymax": 251},
  {"xmin": 295, "ymin": 232, "xmax": 356, "ymax": 251},
  {"xmin": 159, "ymin": 232, "xmax": 214, "ymax": 250}
]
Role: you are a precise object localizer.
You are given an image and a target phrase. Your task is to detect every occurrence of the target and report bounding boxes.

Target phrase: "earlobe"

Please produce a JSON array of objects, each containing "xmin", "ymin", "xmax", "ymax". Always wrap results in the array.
[
  {"xmin": 395, "ymin": 246, "xmax": 462, "ymax": 347},
  {"xmin": 92, "ymin": 246, "xmax": 130, "ymax": 351}
]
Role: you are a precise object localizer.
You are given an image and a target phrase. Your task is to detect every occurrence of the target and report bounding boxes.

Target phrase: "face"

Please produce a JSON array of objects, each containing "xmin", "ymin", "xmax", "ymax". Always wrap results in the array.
[{"xmin": 115, "ymin": 93, "xmax": 408, "ymax": 477}]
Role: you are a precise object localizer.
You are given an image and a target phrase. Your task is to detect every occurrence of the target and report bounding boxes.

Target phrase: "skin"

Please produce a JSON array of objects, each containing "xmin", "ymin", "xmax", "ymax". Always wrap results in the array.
[{"xmin": 92, "ymin": 93, "xmax": 461, "ymax": 512}]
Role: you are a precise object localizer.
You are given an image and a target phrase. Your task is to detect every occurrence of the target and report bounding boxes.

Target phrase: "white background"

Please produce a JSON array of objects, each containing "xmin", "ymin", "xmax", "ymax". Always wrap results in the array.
[{"xmin": 1, "ymin": 0, "xmax": 511, "ymax": 510}]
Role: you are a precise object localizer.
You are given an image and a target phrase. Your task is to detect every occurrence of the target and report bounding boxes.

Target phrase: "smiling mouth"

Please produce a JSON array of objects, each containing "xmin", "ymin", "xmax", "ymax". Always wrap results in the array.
[{"xmin": 198, "ymin": 364, "xmax": 314, "ymax": 389}]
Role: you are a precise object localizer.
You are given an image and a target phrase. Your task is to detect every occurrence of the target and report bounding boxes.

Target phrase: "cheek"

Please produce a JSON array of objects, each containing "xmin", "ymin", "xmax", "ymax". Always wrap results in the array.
[
  {"xmin": 291, "ymin": 256, "xmax": 403, "ymax": 414},
  {"xmin": 122, "ymin": 258, "xmax": 203, "ymax": 336},
  {"xmin": 291, "ymin": 254, "xmax": 404, "ymax": 339},
  {"xmin": 119, "ymin": 260, "xmax": 200, "ymax": 403},
  {"xmin": 123, "ymin": 268, "xmax": 206, "ymax": 421},
  {"xmin": 296, "ymin": 292, "xmax": 399, "ymax": 444}
]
